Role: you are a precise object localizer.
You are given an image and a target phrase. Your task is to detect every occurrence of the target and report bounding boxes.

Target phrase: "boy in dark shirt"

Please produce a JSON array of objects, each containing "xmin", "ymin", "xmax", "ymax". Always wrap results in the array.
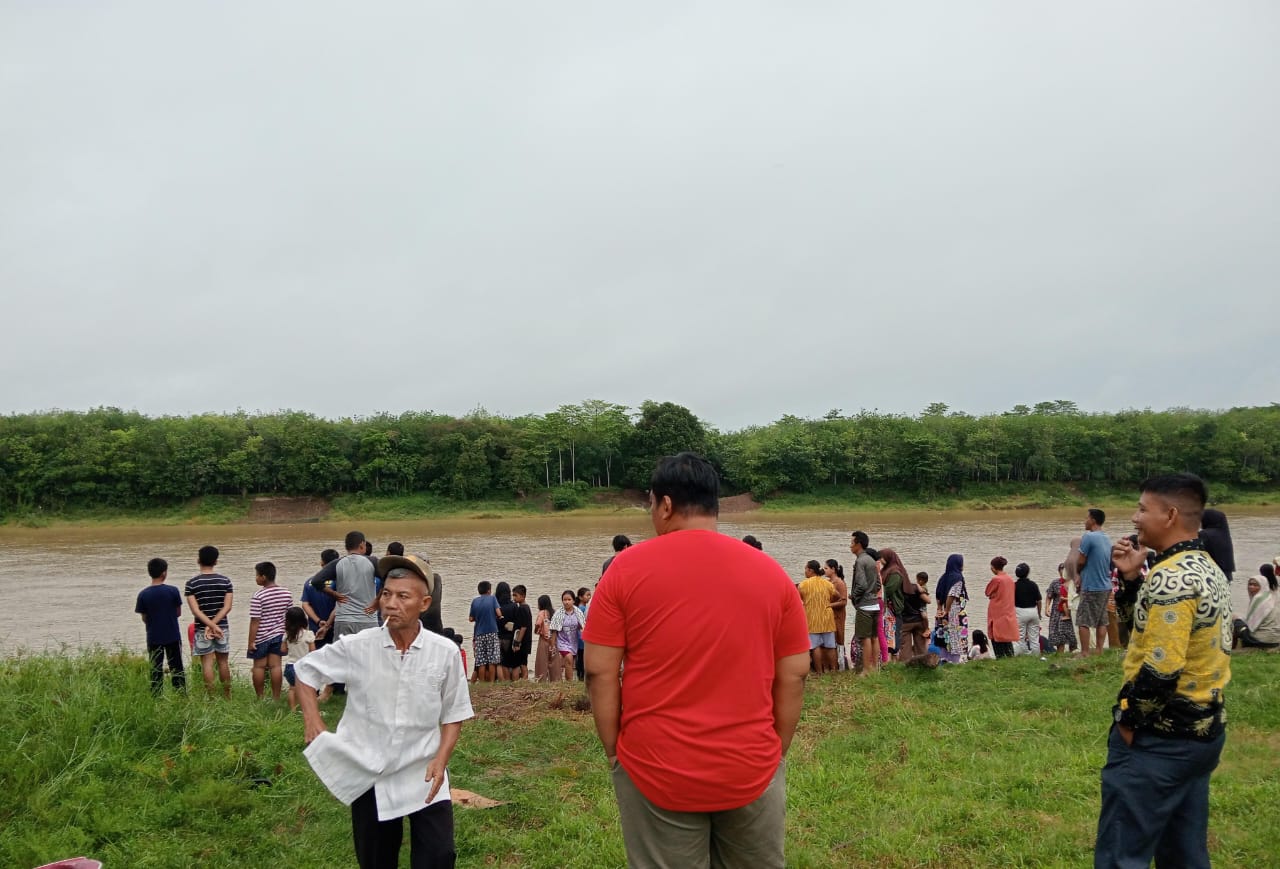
[{"xmin": 135, "ymin": 557, "xmax": 186, "ymax": 693}]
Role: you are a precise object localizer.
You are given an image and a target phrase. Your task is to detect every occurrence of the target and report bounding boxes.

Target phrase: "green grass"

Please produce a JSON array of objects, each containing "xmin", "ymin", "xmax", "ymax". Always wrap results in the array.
[
  {"xmin": 759, "ymin": 482, "xmax": 1280, "ymax": 513},
  {"xmin": 1, "ymin": 496, "xmax": 252, "ymax": 527},
  {"xmin": 3, "ymin": 651, "xmax": 1278, "ymax": 867}
]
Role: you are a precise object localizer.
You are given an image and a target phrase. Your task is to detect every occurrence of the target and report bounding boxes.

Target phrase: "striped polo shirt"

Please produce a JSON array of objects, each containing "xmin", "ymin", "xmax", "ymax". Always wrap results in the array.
[
  {"xmin": 249, "ymin": 584, "xmax": 294, "ymax": 644},
  {"xmin": 184, "ymin": 573, "xmax": 234, "ymax": 629}
]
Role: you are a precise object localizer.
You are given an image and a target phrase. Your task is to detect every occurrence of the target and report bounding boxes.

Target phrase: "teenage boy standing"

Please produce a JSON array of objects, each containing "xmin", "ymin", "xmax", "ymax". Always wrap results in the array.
[{"xmin": 135, "ymin": 557, "xmax": 185, "ymax": 694}]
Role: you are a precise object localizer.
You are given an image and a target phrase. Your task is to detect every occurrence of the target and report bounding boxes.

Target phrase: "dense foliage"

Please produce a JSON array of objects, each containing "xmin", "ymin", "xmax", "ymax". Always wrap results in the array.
[{"xmin": 1, "ymin": 400, "xmax": 1277, "ymax": 512}]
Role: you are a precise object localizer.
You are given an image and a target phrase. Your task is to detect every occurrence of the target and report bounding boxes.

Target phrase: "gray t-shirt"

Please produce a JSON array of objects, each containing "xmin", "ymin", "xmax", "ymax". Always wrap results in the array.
[{"xmin": 334, "ymin": 553, "xmax": 378, "ymax": 627}]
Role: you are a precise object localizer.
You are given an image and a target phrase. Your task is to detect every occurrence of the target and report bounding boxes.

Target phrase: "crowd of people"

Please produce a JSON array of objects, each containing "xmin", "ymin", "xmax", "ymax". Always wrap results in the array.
[{"xmin": 129, "ymin": 453, "xmax": 1277, "ymax": 869}]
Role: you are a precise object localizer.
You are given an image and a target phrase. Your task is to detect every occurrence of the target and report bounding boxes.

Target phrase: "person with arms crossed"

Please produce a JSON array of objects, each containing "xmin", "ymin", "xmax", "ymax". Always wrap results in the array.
[
  {"xmin": 584, "ymin": 452, "xmax": 810, "ymax": 869},
  {"xmin": 1094, "ymin": 473, "xmax": 1231, "ymax": 868},
  {"xmin": 296, "ymin": 552, "xmax": 473, "ymax": 869}
]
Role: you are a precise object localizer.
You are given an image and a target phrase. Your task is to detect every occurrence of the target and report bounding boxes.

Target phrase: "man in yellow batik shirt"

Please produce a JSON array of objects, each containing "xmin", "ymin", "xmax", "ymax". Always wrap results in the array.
[{"xmin": 1094, "ymin": 473, "xmax": 1230, "ymax": 869}]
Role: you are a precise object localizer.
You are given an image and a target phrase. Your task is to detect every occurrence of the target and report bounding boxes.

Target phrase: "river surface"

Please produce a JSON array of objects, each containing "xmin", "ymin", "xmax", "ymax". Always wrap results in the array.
[{"xmin": 2, "ymin": 508, "xmax": 1276, "ymax": 668}]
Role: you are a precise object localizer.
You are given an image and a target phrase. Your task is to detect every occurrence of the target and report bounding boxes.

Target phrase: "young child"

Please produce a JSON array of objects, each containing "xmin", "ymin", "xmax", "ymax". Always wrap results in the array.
[
  {"xmin": 468, "ymin": 581, "xmax": 500, "ymax": 683},
  {"xmin": 533, "ymin": 594, "xmax": 559, "ymax": 682},
  {"xmin": 247, "ymin": 561, "xmax": 293, "ymax": 701},
  {"xmin": 968, "ymin": 629, "xmax": 995, "ymax": 660},
  {"xmin": 135, "ymin": 557, "xmax": 186, "ymax": 694},
  {"xmin": 550, "ymin": 589, "xmax": 586, "ymax": 681},
  {"xmin": 282, "ymin": 606, "xmax": 325, "ymax": 710}
]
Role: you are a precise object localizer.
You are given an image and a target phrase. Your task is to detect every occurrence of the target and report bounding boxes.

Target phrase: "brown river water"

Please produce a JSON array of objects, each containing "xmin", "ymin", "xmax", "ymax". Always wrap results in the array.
[{"xmin": 1, "ymin": 508, "xmax": 1276, "ymax": 668}]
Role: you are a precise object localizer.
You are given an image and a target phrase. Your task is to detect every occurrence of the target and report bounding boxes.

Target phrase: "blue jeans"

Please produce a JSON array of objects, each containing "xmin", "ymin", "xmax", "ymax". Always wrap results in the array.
[{"xmin": 1095, "ymin": 724, "xmax": 1225, "ymax": 868}]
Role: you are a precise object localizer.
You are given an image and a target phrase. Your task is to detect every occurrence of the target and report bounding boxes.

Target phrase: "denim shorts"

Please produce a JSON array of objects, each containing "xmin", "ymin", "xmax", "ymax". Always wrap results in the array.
[
  {"xmin": 246, "ymin": 636, "xmax": 283, "ymax": 660},
  {"xmin": 193, "ymin": 627, "xmax": 231, "ymax": 656},
  {"xmin": 284, "ymin": 663, "xmax": 296, "ymax": 686}
]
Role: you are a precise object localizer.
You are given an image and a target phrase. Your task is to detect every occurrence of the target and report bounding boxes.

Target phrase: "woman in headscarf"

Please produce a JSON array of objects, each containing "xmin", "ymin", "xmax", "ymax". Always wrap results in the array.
[
  {"xmin": 1199, "ymin": 509, "xmax": 1235, "ymax": 582},
  {"xmin": 1232, "ymin": 574, "xmax": 1279, "ymax": 649},
  {"xmin": 879, "ymin": 549, "xmax": 907, "ymax": 662},
  {"xmin": 936, "ymin": 554, "xmax": 969, "ymax": 664},
  {"xmin": 495, "ymin": 581, "xmax": 519, "ymax": 681},
  {"xmin": 883, "ymin": 549, "xmax": 927, "ymax": 664}
]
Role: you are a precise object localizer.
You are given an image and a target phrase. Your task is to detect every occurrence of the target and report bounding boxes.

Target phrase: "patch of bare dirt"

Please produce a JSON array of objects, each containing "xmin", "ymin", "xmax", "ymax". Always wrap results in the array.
[
  {"xmin": 591, "ymin": 488, "xmax": 647, "ymax": 509},
  {"xmin": 719, "ymin": 493, "xmax": 762, "ymax": 513},
  {"xmin": 243, "ymin": 496, "xmax": 331, "ymax": 524},
  {"xmin": 468, "ymin": 685, "xmax": 592, "ymax": 723}
]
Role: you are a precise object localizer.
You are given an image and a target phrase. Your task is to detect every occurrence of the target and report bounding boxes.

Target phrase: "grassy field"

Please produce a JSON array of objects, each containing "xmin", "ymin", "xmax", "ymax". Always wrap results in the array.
[{"xmin": 3, "ymin": 650, "xmax": 1278, "ymax": 868}]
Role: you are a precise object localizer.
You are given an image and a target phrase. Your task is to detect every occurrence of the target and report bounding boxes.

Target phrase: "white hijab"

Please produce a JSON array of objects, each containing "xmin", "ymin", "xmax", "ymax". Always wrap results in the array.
[{"xmin": 1244, "ymin": 577, "xmax": 1276, "ymax": 632}]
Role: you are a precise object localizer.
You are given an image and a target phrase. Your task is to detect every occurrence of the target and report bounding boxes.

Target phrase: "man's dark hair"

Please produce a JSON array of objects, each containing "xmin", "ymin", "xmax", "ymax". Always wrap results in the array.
[
  {"xmin": 1140, "ymin": 473, "xmax": 1208, "ymax": 523},
  {"xmin": 320, "ymin": 548, "xmax": 339, "ymax": 565},
  {"xmin": 477, "ymin": 581, "xmax": 492, "ymax": 595},
  {"xmin": 851, "ymin": 530, "xmax": 869, "ymax": 549},
  {"xmin": 611, "ymin": 534, "xmax": 632, "ymax": 552},
  {"xmin": 742, "ymin": 534, "xmax": 763, "ymax": 550},
  {"xmin": 513, "ymin": 584, "xmax": 527, "ymax": 596},
  {"xmin": 197, "ymin": 545, "xmax": 219, "ymax": 567},
  {"xmin": 344, "ymin": 530, "xmax": 365, "ymax": 551},
  {"xmin": 649, "ymin": 452, "xmax": 719, "ymax": 516},
  {"xmin": 1088, "ymin": 508, "xmax": 1106, "ymax": 526},
  {"xmin": 147, "ymin": 557, "xmax": 168, "ymax": 579},
  {"xmin": 255, "ymin": 561, "xmax": 276, "ymax": 582},
  {"xmin": 387, "ymin": 541, "xmax": 405, "ymax": 556}
]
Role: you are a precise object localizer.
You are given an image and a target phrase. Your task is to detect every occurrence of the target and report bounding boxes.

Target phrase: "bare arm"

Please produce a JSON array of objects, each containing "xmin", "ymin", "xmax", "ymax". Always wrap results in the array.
[
  {"xmin": 771, "ymin": 652, "xmax": 810, "ymax": 756},
  {"xmin": 584, "ymin": 642, "xmax": 625, "ymax": 761},
  {"xmin": 424, "ymin": 721, "xmax": 464, "ymax": 803},
  {"xmin": 298, "ymin": 675, "xmax": 326, "ymax": 743}
]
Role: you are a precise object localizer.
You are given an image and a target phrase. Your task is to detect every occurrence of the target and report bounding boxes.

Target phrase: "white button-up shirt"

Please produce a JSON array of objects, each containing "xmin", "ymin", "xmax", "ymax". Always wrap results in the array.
[{"xmin": 296, "ymin": 624, "xmax": 473, "ymax": 821}]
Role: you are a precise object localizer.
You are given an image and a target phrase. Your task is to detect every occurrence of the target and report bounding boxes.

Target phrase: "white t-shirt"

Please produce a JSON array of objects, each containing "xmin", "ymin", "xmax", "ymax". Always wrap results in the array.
[{"xmin": 284, "ymin": 629, "xmax": 315, "ymax": 663}]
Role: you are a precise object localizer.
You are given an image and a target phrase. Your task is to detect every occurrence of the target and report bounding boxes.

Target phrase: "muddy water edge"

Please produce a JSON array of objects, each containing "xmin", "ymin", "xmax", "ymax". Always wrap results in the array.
[{"xmin": 1, "ymin": 508, "xmax": 1276, "ymax": 670}]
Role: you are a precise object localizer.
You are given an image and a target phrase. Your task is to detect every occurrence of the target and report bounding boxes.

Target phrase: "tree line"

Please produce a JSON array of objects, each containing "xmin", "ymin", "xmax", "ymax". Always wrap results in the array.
[{"xmin": 1, "ymin": 400, "xmax": 1277, "ymax": 513}]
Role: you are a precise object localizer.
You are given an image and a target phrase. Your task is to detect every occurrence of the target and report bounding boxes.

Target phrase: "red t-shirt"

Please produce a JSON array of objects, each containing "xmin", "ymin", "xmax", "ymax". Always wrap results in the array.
[{"xmin": 583, "ymin": 528, "xmax": 809, "ymax": 812}]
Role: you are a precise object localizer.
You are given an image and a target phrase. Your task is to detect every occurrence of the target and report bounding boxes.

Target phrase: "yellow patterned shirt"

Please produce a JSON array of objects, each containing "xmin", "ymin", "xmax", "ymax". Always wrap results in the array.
[
  {"xmin": 798, "ymin": 576, "xmax": 837, "ymax": 634},
  {"xmin": 1114, "ymin": 540, "xmax": 1231, "ymax": 740}
]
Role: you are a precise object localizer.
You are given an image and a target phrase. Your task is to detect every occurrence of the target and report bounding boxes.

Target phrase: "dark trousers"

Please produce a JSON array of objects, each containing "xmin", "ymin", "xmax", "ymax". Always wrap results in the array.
[
  {"xmin": 1095, "ymin": 725, "xmax": 1224, "ymax": 868},
  {"xmin": 351, "ymin": 788, "xmax": 456, "ymax": 869},
  {"xmin": 1232, "ymin": 618, "xmax": 1280, "ymax": 649},
  {"xmin": 147, "ymin": 642, "xmax": 186, "ymax": 693},
  {"xmin": 992, "ymin": 641, "xmax": 1015, "ymax": 659}
]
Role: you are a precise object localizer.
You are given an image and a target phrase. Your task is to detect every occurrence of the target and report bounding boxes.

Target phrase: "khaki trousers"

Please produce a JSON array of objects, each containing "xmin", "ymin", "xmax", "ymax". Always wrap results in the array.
[{"xmin": 611, "ymin": 759, "xmax": 786, "ymax": 869}]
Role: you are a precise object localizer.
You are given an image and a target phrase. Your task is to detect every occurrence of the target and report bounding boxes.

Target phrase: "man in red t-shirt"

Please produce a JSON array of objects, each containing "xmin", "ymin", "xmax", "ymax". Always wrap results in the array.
[{"xmin": 584, "ymin": 452, "xmax": 810, "ymax": 869}]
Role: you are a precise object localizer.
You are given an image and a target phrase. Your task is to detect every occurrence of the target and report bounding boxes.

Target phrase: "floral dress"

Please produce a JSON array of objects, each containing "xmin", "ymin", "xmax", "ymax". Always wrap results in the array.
[
  {"xmin": 944, "ymin": 580, "xmax": 970, "ymax": 664},
  {"xmin": 1046, "ymin": 578, "xmax": 1077, "ymax": 650}
]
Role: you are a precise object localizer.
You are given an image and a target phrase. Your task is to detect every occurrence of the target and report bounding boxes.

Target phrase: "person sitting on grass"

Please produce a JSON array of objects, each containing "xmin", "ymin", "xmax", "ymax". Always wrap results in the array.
[{"xmin": 968, "ymin": 629, "xmax": 995, "ymax": 660}]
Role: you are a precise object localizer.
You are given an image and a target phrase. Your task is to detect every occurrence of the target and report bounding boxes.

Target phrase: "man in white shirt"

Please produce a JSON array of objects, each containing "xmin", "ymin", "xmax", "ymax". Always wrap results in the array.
[{"xmin": 296, "ymin": 553, "xmax": 473, "ymax": 869}]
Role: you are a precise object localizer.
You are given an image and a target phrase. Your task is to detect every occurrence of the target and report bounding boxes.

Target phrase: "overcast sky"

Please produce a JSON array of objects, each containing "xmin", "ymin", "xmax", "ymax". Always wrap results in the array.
[{"xmin": 2, "ymin": 2, "xmax": 1276, "ymax": 431}]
